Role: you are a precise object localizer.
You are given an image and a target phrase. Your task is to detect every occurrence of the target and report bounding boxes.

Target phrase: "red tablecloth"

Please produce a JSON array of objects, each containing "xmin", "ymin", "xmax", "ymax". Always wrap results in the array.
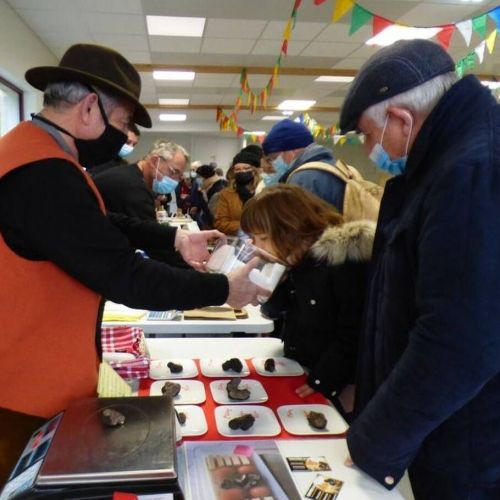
[{"xmin": 139, "ymin": 359, "xmax": 346, "ymax": 441}]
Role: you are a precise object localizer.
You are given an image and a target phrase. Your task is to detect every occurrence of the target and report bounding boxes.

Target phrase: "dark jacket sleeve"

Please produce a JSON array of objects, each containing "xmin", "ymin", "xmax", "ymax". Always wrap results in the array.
[
  {"xmin": 307, "ymin": 263, "xmax": 367, "ymax": 394},
  {"xmin": 0, "ymin": 161, "xmax": 228, "ymax": 311},
  {"xmin": 347, "ymin": 162, "xmax": 500, "ymax": 488}
]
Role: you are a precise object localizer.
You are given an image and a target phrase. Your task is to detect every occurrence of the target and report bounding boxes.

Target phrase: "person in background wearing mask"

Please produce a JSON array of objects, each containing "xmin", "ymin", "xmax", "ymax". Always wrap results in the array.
[
  {"xmin": 338, "ymin": 40, "xmax": 500, "ymax": 499},
  {"xmin": 0, "ymin": 44, "xmax": 265, "ymax": 482},
  {"xmin": 194, "ymin": 164, "xmax": 228, "ymax": 228},
  {"xmin": 87, "ymin": 122, "xmax": 141, "ymax": 176},
  {"xmin": 175, "ymin": 168, "xmax": 194, "ymax": 215},
  {"xmin": 261, "ymin": 120, "xmax": 345, "ymax": 212},
  {"xmin": 214, "ymin": 151, "xmax": 262, "ymax": 236},
  {"xmin": 94, "ymin": 140, "xmax": 190, "ymax": 263}
]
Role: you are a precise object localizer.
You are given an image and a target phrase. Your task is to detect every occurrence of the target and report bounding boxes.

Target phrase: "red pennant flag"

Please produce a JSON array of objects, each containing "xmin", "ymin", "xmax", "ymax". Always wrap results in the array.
[
  {"xmin": 281, "ymin": 39, "xmax": 288, "ymax": 55},
  {"xmin": 373, "ymin": 16, "xmax": 393, "ymax": 36},
  {"xmin": 257, "ymin": 135, "xmax": 265, "ymax": 144},
  {"xmin": 437, "ymin": 25, "xmax": 454, "ymax": 50},
  {"xmin": 314, "ymin": 0, "xmax": 328, "ymax": 4},
  {"xmin": 294, "ymin": 0, "xmax": 302, "ymax": 9},
  {"xmin": 237, "ymin": 126, "xmax": 245, "ymax": 137}
]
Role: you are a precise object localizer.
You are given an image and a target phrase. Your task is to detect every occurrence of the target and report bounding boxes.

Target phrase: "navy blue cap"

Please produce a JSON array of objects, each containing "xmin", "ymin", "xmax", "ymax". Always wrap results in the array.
[
  {"xmin": 262, "ymin": 119, "xmax": 314, "ymax": 155},
  {"xmin": 339, "ymin": 40, "xmax": 456, "ymax": 134}
]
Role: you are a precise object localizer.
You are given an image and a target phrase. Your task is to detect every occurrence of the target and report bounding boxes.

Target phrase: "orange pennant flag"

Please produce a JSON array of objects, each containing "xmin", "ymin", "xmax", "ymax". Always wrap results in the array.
[{"xmin": 333, "ymin": 0, "xmax": 355, "ymax": 23}]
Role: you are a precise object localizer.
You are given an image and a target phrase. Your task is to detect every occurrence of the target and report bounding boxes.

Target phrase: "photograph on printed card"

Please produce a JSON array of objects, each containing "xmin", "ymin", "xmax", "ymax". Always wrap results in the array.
[{"xmin": 305, "ymin": 474, "xmax": 344, "ymax": 500}]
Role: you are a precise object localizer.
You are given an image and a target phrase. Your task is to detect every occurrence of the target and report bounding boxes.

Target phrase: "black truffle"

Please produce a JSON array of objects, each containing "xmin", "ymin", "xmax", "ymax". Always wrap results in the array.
[
  {"xmin": 167, "ymin": 361, "xmax": 183, "ymax": 373},
  {"xmin": 226, "ymin": 377, "xmax": 250, "ymax": 401},
  {"xmin": 161, "ymin": 381, "xmax": 181, "ymax": 397},
  {"xmin": 175, "ymin": 410, "xmax": 186, "ymax": 425},
  {"xmin": 101, "ymin": 408, "xmax": 126, "ymax": 427},
  {"xmin": 228, "ymin": 413, "xmax": 255, "ymax": 430},
  {"xmin": 264, "ymin": 358, "xmax": 276, "ymax": 372},
  {"xmin": 222, "ymin": 358, "xmax": 243, "ymax": 373},
  {"xmin": 306, "ymin": 410, "xmax": 327, "ymax": 430}
]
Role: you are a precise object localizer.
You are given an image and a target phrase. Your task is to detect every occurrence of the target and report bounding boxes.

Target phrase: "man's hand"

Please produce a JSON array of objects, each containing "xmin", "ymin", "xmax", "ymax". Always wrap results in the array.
[
  {"xmin": 175, "ymin": 229, "xmax": 223, "ymax": 271},
  {"xmin": 295, "ymin": 383, "xmax": 315, "ymax": 398},
  {"xmin": 226, "ymin": 257, "xmax": 270, "ymax": 309}
]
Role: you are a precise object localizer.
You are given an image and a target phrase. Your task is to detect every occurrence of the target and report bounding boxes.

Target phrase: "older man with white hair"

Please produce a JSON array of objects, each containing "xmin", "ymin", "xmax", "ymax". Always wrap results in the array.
[{"xmin": 339, "ymin": 39, "xmax": 500, "ymax": 499}]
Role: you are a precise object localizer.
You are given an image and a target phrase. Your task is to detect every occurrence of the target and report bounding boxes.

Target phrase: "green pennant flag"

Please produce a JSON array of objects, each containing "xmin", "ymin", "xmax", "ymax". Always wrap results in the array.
[
  {"xmin": 464, "ymin": 52, "xmax": 476, "ymax": 71},
  {"xmin": 472, "ymin": 14, "xmax": 487, "ymax": 39},
  {"xmin": 292, "ymin": 9, "xmax": 298, "ymax": 29},
  {"xmin": 455, "ymin": 59, "xmax": 464, "ymax": 78},
  {"xmin": 349, "ymin": 4, "xmax": 373, "ymax": 36}
]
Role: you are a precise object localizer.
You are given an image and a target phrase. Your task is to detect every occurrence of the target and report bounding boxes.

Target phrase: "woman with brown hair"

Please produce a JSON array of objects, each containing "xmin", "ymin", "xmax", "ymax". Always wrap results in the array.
[
  {"xmin": 214, "ymin": 151, "xmax": 262, "ymax": 236},
  {"xmin": 241, "ymin": 184, "xmax": 375, "ymax": 418}
]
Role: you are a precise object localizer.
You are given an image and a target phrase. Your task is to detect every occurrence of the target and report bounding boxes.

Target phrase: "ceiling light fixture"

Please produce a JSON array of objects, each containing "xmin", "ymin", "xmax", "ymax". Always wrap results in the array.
[
  {"xmin": 262, "ymin": 115, "xmax": 286, "ymax": 121},
  {"xmin": 159, "ymin": 98, "xmax": 190, "ymax": 105},
  {"xmin": 146, "ymin": 16, "xmax": 205, "ymax": 37},
  {"xmin": 366, "ymin": 25, "xmax": 442, "ymax": 47},
  {"xmin": 282, "ymin": 111, "xmax": 294, "ymax": 116},
  {"xmin": 315, "ymin": 76, "xmax": 354, "ymax": 83},
  {"xmin": 277, "ymin": 100, "xmax": 316, "ymax": 111},
  {"xmin": 244, "ymin": 131, "xmax": 266, "ymax": 135},
  {"xmin": 159, "ymin": 114, "xmax": 187, "ymax": 122},
  {"xmin": 153, "ymin": 71, "xmax": 195, "ymax": 81},
  {"xmin": 481, "ymin": 80, "xmax": 500, "ymax": 90}
]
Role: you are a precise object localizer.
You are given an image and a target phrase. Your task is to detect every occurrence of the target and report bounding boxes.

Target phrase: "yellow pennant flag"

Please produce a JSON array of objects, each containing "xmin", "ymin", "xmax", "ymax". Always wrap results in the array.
[
  {"xmin": 283, "ymin": 19, "xmax": 293, "ymax": 41},
  {"xmin": 333, "ymin": 0, "xmax": 355, "ymax": 22},
  {"xmin": 486, "ymin": 29, "xmax": 497, "ymax": 54},
  {"xmin": 339, "ymin": 136, "xmax": 348, "ymax": 145}
]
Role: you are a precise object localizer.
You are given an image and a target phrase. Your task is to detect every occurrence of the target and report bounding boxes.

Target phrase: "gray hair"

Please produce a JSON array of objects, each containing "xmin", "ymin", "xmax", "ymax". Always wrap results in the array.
[
  {"xmin": 43, "ymin": 81, "xmax": 121, "ymax": 116},
  {"xmin": 147, "ymin": 140, "xmax": 190, "ymax": 164},
  {"xmin": 363, "ymin": 71, "xmax": 459, "ymax": 127}
]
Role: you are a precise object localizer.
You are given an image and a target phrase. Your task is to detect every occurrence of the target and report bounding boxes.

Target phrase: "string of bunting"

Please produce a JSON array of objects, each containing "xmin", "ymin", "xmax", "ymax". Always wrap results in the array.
[
  {"xmin": 217, "ymin": 0, "xmax": 500, "ymax": 137},
  {"xmin": 316, "ymin": 1, "xmax": 500, "ymax": 52}
]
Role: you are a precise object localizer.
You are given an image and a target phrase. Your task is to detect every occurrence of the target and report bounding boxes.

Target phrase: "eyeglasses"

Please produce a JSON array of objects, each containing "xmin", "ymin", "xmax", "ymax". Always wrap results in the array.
[{"xmin": 157, "ymin": 157, "xmax": 183, "ymax": 179}]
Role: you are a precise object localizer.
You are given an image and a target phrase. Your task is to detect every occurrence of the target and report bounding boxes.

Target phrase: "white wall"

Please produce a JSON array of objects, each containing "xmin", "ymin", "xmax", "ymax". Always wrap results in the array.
[
  {"xmin": 130, "ymin": 132, "xmax": 242, "ymax": 172},
  {"xmin": 0, "ymin": 0, "xmax": 57, "ymax": 118}
]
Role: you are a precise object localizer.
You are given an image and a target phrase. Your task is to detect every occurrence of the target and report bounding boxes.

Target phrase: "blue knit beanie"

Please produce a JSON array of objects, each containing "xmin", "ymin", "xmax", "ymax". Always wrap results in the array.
[{"xmin": 262, "ymin": 119, "xmax": 314, "ymax": 155}]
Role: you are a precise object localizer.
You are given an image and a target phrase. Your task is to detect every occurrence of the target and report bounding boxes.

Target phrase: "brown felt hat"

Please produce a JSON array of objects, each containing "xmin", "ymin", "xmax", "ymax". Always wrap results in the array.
[{"xmin": 25, "ymin": 43, "xmax": 152, "ymax": 128}]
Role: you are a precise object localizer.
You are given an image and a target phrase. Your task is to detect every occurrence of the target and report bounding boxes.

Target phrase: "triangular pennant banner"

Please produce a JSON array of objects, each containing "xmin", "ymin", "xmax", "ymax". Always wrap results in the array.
[
  {"xmin": 339, "ymin": 136, "xmax": 348, "ymax": 145},
  {"xmin": 472, "ymin": 14, "xmax": 488, "ymax": 40},
  {"xmin": 437, "ymin": 24, "xmax": 455, "ymax": 50},
  {"xmin": 456, "ymin": 19, "xmax": 473, "ymax": 47},
  {"xmin": 333, "ymin": 0, "xmax": 355, "ymax": 23},
  {"xmin": 373, "ymin": 15, "xmax": 393, "ymax": 36},
  {"xmin": 488, "ymin": 6, "xmax": 500, "ymax": 30},
  {"xmin": 486, "ymin": 29, "xmax": 497, "ymax": 54},
  {"xmin": 349, "ymin": 4, "xmax": 373, "ymax": 36},
  {"xmin": 314, "ymin": 0, "xmax": 328, "ymax": 4},
  {"xmin": 475, "ymin": 40, "xmax": 486, "ymax": 63}
]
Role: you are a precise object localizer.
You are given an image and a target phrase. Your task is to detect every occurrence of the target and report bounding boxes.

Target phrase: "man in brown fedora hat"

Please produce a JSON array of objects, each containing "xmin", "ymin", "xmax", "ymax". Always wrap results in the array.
[{"xmin": 0, "ymin": 43, "xmax": 264, "ymax": 483}]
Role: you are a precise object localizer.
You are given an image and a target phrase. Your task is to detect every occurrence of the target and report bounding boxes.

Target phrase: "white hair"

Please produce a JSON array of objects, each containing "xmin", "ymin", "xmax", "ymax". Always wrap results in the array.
[
  {"xmin": 147, "ymin": 140, "xmax": 190, "ymax": 164},
  {"xmin": 364, "ymin": 71, "xmax": 459, "ymax": 127},
  {"xmin": 43, "ymin": 81, "xmax": 121, "ymax": 116}
]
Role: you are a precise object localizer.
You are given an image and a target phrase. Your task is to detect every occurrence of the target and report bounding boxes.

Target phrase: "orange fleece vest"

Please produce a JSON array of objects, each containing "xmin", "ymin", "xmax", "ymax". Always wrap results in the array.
[{"xmin": 0, "ymin": 122, "xmax": 105, "ymax": 418}]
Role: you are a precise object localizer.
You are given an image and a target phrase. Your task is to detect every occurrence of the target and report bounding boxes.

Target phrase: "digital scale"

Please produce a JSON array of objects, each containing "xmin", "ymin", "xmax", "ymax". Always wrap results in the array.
[{"xmin": 1, "ymin": 396, "xmax": 184, "ymax": 499}]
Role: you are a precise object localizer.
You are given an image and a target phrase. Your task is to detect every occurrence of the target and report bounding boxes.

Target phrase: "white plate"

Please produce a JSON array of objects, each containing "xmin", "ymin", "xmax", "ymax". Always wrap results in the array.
[
  {"xmin": 149, "ymin": 359, "xmax": 198, "ymax": 379},
  {"xmin": 175, "ymin": 405, "xmax": 207, "ymax": 437},
  {"xmin": 209, "ymin": 379, "xmax": 268, "ymax": 405},
  {"xmin": 252, "ymin": 356, "xmax": 305, "ymax": 377},
  {"xmin": 277, "ymin": 404, "xmax": 348, "ymax": 435},
  {"xmin": 199, "ymin": 358, "xmax": 250, "ymax": 378},
  {"xmin": 214, "ymin": 405, "xmax": 281, "ymax": 437},
  {"xmin": 150, "ymin": 380, "xmax": 206, "ymax": 404}
]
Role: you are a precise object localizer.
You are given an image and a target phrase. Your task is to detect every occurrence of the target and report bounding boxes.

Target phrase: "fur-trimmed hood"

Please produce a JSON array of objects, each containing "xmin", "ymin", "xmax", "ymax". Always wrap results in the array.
[{"xmin": 310, "ymin": 220, "xmax": 376, "ymax": 265}]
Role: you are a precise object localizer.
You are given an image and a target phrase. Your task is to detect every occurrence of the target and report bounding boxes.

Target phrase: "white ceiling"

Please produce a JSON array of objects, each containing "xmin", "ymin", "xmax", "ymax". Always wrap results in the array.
[{"xmin": 6, "ymin": 0, "xmax": 500, "ymax": 136}]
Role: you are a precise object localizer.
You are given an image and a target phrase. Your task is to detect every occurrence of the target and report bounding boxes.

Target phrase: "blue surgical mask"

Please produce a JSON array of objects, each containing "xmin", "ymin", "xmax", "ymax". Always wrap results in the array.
[
  {"xmin": 272, "ymin": 156, "xmax": 290, "ymax": 177},
  {"xmin": 118, "ymin": 143, "xmax": 134, "ymax": 158},
  {"xmin": 152, "ymin": 158, "xmax": 179, "ymax": 194},
  {"xmin": 368, "ymin": 113, "xmax": 412, "ymax": 176}
]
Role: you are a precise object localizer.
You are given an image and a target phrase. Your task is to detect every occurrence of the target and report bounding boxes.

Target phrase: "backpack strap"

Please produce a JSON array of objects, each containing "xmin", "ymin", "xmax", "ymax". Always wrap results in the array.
[{"xmin": 287, "ymin": 161, "xmax": 348, "ymax": 183}]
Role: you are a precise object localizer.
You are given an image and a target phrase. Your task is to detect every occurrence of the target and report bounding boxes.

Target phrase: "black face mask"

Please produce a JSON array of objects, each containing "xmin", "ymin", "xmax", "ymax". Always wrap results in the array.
[
  {"xmin": 74, "ymin": 94, "xmax": 127, "ymax": 169},
  {"xmin": 32, "ymin": 90, "xmax": 127, "ymax": 169},
  {"xmin": 234, "ymin": 171, "xmax": 254, "ymax": 186}
]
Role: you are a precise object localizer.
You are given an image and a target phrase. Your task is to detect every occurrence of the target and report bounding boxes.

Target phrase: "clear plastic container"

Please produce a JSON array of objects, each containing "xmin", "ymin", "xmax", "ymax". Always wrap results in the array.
[{"xmin": 206, "ymin": 237, "xmax": 286, "ymax": 293}]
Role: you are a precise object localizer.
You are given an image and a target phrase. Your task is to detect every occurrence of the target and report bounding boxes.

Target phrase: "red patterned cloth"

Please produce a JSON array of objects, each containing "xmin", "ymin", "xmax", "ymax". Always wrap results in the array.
[{"xmin": 101, "ymin": 326, "xmax": 150, "ymax": 379}]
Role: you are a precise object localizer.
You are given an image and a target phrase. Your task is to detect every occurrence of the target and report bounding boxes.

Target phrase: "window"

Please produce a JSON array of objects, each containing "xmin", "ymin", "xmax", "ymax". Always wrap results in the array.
[{"xmin": 0, "ymin": 75, "xmax": 23, "ymax": 136}]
